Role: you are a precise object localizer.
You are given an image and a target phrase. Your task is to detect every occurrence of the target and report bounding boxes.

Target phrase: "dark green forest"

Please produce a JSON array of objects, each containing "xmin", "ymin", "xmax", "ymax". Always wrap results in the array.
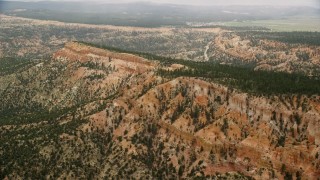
[
  {"xmin": 0, "ymin": 57, "xmax": 36, "ymax": 76},
  {"xmin": 157, "ymin": 62, "xmax": 320, "ymax": 95},
  {"xmin": 237, "ymin": 31, "xmax": 320, "ymax": 46}
]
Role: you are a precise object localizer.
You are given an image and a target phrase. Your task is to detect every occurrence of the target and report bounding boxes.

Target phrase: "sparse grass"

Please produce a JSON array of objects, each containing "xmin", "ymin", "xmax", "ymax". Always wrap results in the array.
[{"xmin": 223, "ymin": 17, "xmax": 320, "ymax": 32}]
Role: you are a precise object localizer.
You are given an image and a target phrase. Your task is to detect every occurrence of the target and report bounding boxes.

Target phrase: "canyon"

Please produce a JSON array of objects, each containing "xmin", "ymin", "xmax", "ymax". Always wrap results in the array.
[{"xmin": 1, "ymin": 42, "xmax": 319, "ymax": 179}]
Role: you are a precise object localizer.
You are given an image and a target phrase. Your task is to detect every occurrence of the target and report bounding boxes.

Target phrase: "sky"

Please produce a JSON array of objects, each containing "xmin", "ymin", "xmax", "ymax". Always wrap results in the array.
[{"xmin": 3, "ymin": 0, "xmax": 320, "ymax": 7}]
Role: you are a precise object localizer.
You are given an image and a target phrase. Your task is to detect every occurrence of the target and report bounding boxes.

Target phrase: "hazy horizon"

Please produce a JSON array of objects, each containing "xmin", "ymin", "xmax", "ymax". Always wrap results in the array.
[{"xmin": 2, "ymin": 0, "xmax": 320, "ymax": 7}]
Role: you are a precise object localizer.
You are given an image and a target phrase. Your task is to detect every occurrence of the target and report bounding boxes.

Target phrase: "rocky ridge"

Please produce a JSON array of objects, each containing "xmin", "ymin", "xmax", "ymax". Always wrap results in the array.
[{"xmin": 0, "ymin": 42, "xmax": 319, "ymax": 179}]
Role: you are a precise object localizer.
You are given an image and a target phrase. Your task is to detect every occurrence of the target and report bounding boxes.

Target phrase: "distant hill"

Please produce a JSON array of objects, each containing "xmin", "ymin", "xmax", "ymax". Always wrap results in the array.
[{"xmin": 1, "ymin": 1, "xmax": 319, "ymax": 27}]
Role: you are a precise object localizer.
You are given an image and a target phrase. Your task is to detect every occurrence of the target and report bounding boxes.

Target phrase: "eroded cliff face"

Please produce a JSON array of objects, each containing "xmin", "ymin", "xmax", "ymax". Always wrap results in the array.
[
  {"xmin": 105, "ymin": 76, "xmax": 320, "ymax": 179},
  {"xmin": 211, "ymin": 32, "xmax": 320, "ymax": 75},
  {"xmin": 1, "ymin": 42, "xmax": 319, "ymax": 179}
]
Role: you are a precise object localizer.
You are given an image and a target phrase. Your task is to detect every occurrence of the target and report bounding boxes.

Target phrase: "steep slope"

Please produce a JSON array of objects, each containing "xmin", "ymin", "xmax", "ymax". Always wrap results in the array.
[{"xmin": 0, "ymin": 42, "xmax": 319, "ymax": 179}]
